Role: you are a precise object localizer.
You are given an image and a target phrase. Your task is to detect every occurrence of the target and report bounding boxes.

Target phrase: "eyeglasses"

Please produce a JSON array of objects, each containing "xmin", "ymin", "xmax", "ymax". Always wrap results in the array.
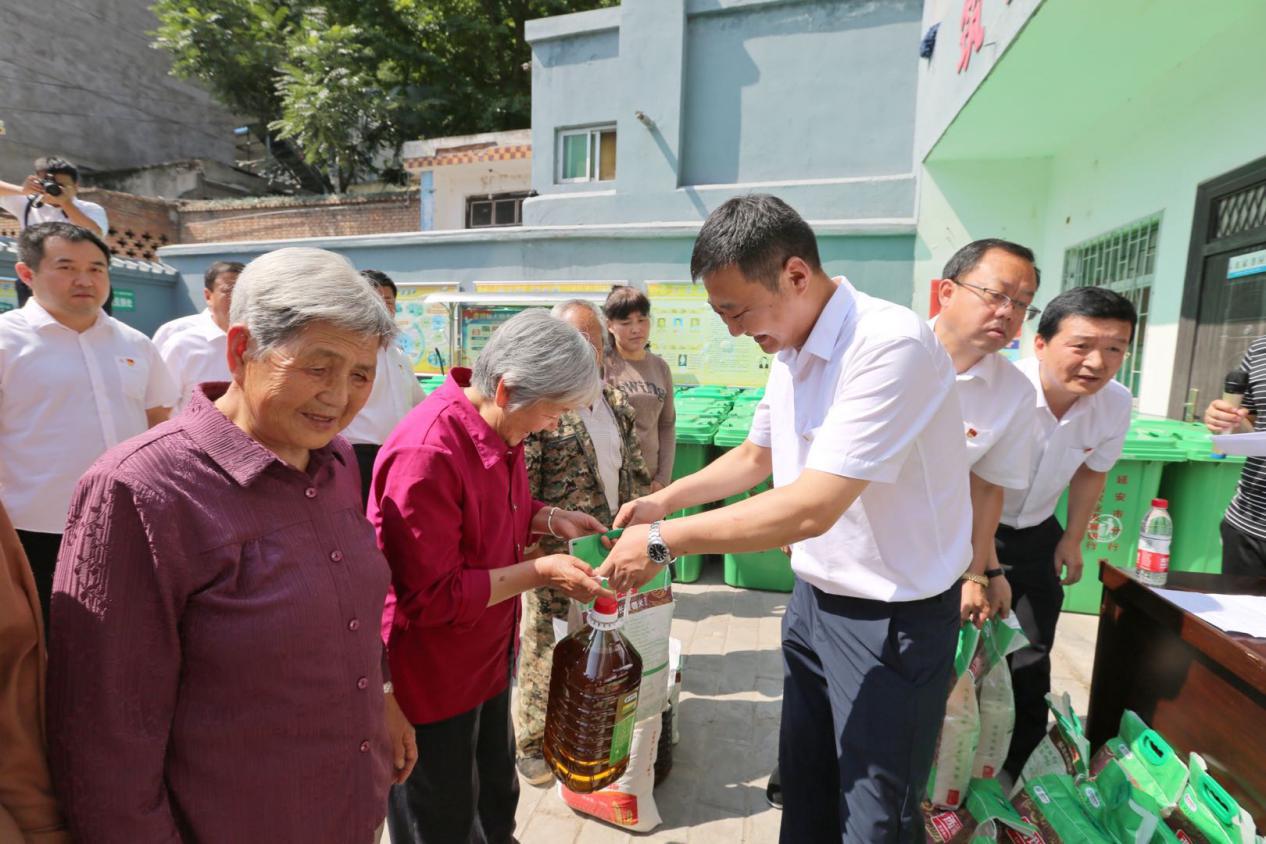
[{"xmin": 952, "ymin": 280, "xmax": 1042, "ymax": 322}]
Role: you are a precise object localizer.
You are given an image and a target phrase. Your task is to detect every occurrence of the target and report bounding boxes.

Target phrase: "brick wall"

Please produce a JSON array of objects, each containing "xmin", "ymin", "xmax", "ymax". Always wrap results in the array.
[
  {"xmin": 179, "ymin": 190, "xmax": 420, "ymax": 243},
  {"xmin": 0, "ymin": 188, "xmax": 421, "ymax": 254},
  {"xmin": 0, "ymin": 188, "xmax": 178, "ymax": 260}
]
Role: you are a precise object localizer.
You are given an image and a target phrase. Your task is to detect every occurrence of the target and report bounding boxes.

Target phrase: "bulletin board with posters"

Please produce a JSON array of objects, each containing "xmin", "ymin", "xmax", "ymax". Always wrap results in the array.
[
  {"xmin": 395, "ymin": 283, "xmax": 458, "ymax": 374},
  {"xmin": 0, "ymin": 278, "xmax": 18, "ymax": 313},
  {"xmin": 645, "ymin": 281, "xmax": 771, "ymax": 387}
]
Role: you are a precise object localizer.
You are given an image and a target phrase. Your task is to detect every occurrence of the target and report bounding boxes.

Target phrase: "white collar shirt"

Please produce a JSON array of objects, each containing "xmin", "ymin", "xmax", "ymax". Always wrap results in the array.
[
  {"xmin": 0, "ymin": 194, "xmax": 109, "ymax": 238},
  {"xmin": 342, "ymin": 342, "xmax": 421, "ymax": 446},
  {"xmin": 154, "ymin": 309, "xmax": 229, "ymax": 414},
  {"xmin": 953, "ymin": 348, "xmax": 1037, "ymax": 490},
  {"xmin": 0, "ymin": 299, "xmax": 179, "ymax": 533},
  {"xmin": 576, "ymin": 396, "xmax": 622, "ymax": 514},
  {"xmin": 1000, "ymin": 356, "xmax": 1132, "ymax": 529},
  {"xmin": 747, "ymin": 278, "xmax": 972, "ymax": 601}
]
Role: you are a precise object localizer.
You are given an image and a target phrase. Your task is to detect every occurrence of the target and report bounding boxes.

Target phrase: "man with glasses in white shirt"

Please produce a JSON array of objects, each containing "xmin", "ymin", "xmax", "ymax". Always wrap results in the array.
[
  {"xmin": 599, "ymin": 195, "xmax": 972, "ymax": 842},
  {"xmin": 0, "ymin": 223, "xmax": 177, "ymax": 627},
  {"xmin": 996, "ymin": 286, "xmax": 1135, "ymax": 784},
  {"xmin": 153, "ymin": 261, "xmax": 242, "ymax": 415},
  {"xmin": 931, "ymin": 240, "xmax": 1041, "ymax": 628}
]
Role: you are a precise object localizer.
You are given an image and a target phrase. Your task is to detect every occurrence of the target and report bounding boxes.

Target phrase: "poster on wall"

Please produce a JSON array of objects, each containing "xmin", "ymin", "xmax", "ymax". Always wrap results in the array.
[
  {"xmin": 395, "ymin": 283, "xmax": 458, "ymax": 374},
  {"xmin": 0, "ymin": 279, "xmax": 17, "ymax": 313},
  {"xmin": 473, "ymin": 280, "xmax": 616, "ymax": 295},
  {"xmin": 646, "ymin": 282, "xmax": 771, "ymax": 387},
  {"xmin": 459, "ymin": 305, "xmax": 526, "ymax": 367}
]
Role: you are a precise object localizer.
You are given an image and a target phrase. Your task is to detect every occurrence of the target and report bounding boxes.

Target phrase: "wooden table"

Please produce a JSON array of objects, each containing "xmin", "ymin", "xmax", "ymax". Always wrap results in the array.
[{"xmin": 1087, "ymin": 563, "xmax": 1266, "ymax": 823}]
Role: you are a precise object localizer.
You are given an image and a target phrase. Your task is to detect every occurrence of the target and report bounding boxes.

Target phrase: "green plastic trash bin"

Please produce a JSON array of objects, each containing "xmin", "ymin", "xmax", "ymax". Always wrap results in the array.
[
  {"xmin": 668, "ymin": 416, "xmax": 722, "ymax": 582},
  {"xmin": 712, "ymin": 419, "xmax": 792, "ymax": 592},
  {"xmin": 1159, "ymin": 435, "xmax": 1245, "ymax": 575},
  {"xmin": 1055, "ymin": 429, "xmax": 1184, "ymax": 614},
  {"xmin": 687, "ymin": 385, "xmax": 741, "ymax": 400}
]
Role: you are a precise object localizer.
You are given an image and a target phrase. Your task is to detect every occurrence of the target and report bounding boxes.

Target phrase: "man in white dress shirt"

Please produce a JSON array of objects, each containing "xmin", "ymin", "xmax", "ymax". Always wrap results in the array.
[
  {"xmin": 600, "ymin": 195, "xmax": 972, "ymax": 842},
  {"xmin": 344, "ymin": 270, "xmax": 425, "ymax": 506},
  {"xmin": 931, "ymin": 240, "xmax": 1040, "ymax": 627},
  {"xmin": 996, "ymin": 286, "xmax": 1135, "ymax": 782},
  {"xmin": 153, "ymin": 261, "xmax": 242, "ymax": 414},
  {"xmin": 0, "ymin": 223, "xmax": 177, "ymax": 626}
]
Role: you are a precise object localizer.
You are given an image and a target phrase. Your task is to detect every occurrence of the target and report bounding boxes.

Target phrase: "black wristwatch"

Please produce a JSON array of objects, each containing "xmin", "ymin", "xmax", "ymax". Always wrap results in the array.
[
  {"xmin": 984, "ymin": 567, "xmax": 1005, "ymax": 579},
  {"xmin": 647, "ymin": 520, "xmax": 674, "ymax": 567}
]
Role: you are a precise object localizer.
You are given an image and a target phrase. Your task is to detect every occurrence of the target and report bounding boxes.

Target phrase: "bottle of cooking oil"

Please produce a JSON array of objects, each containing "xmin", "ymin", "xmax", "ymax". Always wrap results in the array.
[{"xmin": 542, "ymin": 591, "xmax": 643, "ymax": 793}]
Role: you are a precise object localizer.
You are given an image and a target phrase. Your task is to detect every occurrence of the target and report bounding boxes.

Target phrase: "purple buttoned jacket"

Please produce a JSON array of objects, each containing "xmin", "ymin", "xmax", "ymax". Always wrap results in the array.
[{"xmin": 46, "ymin": 384, "xmax": 392, "ymax": 843}]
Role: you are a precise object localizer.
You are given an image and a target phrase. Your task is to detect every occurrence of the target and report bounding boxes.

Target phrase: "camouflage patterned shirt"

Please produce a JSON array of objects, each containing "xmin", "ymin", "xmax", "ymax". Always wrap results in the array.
[{"xmin": 524, "ymin": 384, "xmax": 652, "ymax": 558}]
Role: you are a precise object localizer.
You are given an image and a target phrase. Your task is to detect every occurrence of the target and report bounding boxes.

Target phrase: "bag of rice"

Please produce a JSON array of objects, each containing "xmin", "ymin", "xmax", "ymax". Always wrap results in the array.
[
  {"xmin": 1089, "ymin": 709, "xmax": 1188, "ymax": 818},
  {"xmin": 971, "ymin": 616, "xmax": 1028, "ymax": 780},
  {"xmin": 1010, "ymin": 774, "xmax": 1114, "ymax": 842},
  {"xmin": 928, "ymin": 623, "xmax": 984, "ymax": 809},
  {"xmin": 921, "ymin": 778, "xmax": 1037, "ymax": 843},
  {"xmin": 1165, "ymin": 754, "xmax": 1258, "ymax": 844},
  {"xmin": 558, "ymin": 716, "xmax": 663, "ymax": 832},
  {"xmin": 1015, "ymin": 692, "xmax": 1090, "ymax": 791},
  {"xmin": 1083, "ymin": 760, "xmax": 1176, "ymax": 843}
]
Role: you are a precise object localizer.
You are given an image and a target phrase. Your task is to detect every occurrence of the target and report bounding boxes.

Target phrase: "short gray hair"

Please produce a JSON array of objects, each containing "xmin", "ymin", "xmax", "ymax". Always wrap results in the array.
[
  {"xmin": 550, "ymin": 298, "xmax": 605, "ymax": 331},
  {"xmin": 473, "ymin": 309, "xmax": 600, "ymax": 411},
  {"xmin": 230, "ymin": 247, "xmax": 397, "ymax": 357}
]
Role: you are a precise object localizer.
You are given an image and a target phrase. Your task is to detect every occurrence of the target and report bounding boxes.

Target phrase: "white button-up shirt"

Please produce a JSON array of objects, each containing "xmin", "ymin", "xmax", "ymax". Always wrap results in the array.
[
  {"xmin": 0, "ymin": 299, "xmax": 179, "ymax": 533},
  {"xmin": 342, "ymin": 342, "xmax": 423, "ymax": 446},
  {"xmin": 955, "ymin": 352, "xmax": 1037, "ymax": 490},
  {"xmin": 1000, "ymin": 357, "xmax": 1132, "ymax": 530},
  {"xmin": 154, "ymin": 309, "xmax": 229, "ymax": 414},
  {"xmin": 748, "ymin": 279, "xmax": 972, "ymax": 602}
]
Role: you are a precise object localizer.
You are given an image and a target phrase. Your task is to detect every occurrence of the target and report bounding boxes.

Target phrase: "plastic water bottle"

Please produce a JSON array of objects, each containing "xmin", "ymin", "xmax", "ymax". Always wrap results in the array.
[{"xmin": 1136, "ymin": 498, "xmax": 1173, "ymax": 586}]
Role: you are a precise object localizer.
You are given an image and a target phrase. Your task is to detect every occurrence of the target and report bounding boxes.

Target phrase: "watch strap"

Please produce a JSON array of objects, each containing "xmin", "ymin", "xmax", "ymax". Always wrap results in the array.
[{"xmin": 961, "ymin": 572, "xmax": 989, "ymax": 588}]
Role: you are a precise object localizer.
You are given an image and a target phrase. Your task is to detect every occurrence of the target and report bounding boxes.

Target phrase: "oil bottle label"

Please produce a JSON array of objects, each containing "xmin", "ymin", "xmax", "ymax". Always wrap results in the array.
[{"xmin": 608, "ymin": 689, "xmax": 640, "ymax": 767}]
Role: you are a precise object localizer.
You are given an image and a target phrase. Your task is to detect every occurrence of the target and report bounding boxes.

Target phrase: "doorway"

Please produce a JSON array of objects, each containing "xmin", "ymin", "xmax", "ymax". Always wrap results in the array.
[{"xmin": 1172, "ymin": 156, "xmax": 1266, "ymax": 419}]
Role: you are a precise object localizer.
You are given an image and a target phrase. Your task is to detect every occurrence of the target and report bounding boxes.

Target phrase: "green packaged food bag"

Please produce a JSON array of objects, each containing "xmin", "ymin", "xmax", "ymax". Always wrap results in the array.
[
  {"xmin": 970, "ymin": 616, "xmax": 1028, "ymax": 780},
  {"xmin": 1011, "ymin": 774, "xmax": 1114, "ymax": 842},
  {"xmin": 1086, "ymin": 760, "xmax": 1173, "ymax": 843},
  {"xmin": 1089, "ymin": 709, "xmax": 1189, "ymax": 817},
  {"xmin": 569, "ymin": 530, "xmax": 671, "ymax": 593},
  {"xmin": 922, "ymin": 778, "xmax": 1038, "ymax": 843},
  {"xmin": 1016, "ymin": 692, "xmax": 1091, "ymax": 790},
  {"xmin": 1166, "ymin": 754, "xmax": 1258, "ymax": 844},
  {"xmin": 568, "ymin": 530, "xmax": 673, "ymax": 719},
  {"xmin": 928, "ymin": 623, "xmax": 984, "ymax": 809}
]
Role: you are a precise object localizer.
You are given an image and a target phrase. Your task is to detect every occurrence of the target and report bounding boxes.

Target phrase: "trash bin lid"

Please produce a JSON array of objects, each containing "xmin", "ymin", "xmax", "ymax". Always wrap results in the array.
[
  {"xmin": 675, "ymin": 417, "xmax": 723, "ymax": 444},
  {"xmin": 688, "ymin": 385, "xmax": 742, "ymax": 399}
]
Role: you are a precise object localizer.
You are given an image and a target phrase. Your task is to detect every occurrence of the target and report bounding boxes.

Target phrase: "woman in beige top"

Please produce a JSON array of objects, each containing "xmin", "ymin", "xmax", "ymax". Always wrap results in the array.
[{"xmin": 603, "ymin": 285, "xmax": 676, "ymax": 490}]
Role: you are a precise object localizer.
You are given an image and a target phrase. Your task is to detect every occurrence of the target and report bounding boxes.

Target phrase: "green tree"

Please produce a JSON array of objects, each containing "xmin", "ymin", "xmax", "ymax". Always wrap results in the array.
[{"xmin": 151, "ymin": 0, "xmax": 616, "ymax": 193}]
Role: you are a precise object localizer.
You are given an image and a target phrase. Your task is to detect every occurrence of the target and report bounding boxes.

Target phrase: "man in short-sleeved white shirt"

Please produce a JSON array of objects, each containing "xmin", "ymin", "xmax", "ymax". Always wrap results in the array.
[
  {"xmin": 600, "ymin": 196, "xmax": 971, "ymax": 841},
  {"xmin": 154, "ymin": 261, "xmax": 242, "ymax": 414},
  {"xmin": 0, "ymin": 157, "xmax": 109, "ymax": 238},
  {"xmin": 0, "ymin": 223, "xmax": 177, "ymax": 627},
  {"xmin": 994, "ymin": 286, "xmax": 1135, "ymax": 782},
  {"xmin": 343, "ymin": 270, "xmax": 425, "ymax": 506},
  {"xmin": 930, "ymin": 240, "xmax": 1042, "ymax": 629}
]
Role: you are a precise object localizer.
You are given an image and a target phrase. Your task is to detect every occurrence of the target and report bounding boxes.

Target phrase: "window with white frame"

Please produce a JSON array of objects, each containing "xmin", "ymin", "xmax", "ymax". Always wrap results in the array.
[
  {"xmin": 557, "ymin": 126, "xmax": 616, "ymax": 183},
  {"xmin": 466, "ymin": 192, "xmax": 528, "ymax": 229}
]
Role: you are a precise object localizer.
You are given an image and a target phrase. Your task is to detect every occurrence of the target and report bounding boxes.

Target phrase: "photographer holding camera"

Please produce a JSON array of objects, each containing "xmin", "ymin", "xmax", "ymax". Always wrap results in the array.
[{"xmin": 0, "ymin": 156, "xmax": 108, "ymax": 238}]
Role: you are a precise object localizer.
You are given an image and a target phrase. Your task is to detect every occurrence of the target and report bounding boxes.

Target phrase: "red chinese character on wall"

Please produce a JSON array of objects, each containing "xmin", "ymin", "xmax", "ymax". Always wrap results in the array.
[
  {"xmin": 1114, "ymin": 492, "xmax": 1127, "ymax": 502},
  {"xmin": 958, "ymin": 0, "xmax": 985, "ymax": 73},
  {"xmin": 1116, "ymin": 475, "xmax": 1129, "ymax": 485}
]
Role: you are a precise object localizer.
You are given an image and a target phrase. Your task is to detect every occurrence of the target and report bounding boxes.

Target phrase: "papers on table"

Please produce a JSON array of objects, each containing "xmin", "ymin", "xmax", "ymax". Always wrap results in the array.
[
  {"xmin": 1211, "ymin": 431, "xmax": 1266, "ymax": 457},
  {"xmin": 1152, "ymin": 588, "xmax": 1266, "ymax": 638}
]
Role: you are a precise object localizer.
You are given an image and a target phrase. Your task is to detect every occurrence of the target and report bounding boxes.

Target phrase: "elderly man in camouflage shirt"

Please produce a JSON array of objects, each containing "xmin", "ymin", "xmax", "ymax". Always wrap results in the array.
[{"xmin": 516, "ymin": 299, "xmax": 652, "ymax": 783}]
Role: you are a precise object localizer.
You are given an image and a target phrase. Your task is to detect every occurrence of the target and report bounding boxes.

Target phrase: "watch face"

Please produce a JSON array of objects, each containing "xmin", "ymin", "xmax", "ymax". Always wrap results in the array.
[{"xmin": 648, "ymin": 543, "xmax": 671, "ymax": 564}]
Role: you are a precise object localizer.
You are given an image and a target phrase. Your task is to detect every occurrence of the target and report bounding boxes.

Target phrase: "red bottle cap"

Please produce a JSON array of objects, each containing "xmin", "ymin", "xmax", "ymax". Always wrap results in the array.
[
  {"xmin": 1152, "ymin": 498, "xmax": 1168, "ymax": 508},
  {"xmin": 593, "ymin": 594, "xmax": 619, "ymax": 615}
]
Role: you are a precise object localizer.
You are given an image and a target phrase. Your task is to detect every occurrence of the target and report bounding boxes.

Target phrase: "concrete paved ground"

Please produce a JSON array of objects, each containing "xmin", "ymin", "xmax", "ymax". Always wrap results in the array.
[{"xmin": 384, "ymin": 566, "xmax": 1100, "ymax": 843}]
